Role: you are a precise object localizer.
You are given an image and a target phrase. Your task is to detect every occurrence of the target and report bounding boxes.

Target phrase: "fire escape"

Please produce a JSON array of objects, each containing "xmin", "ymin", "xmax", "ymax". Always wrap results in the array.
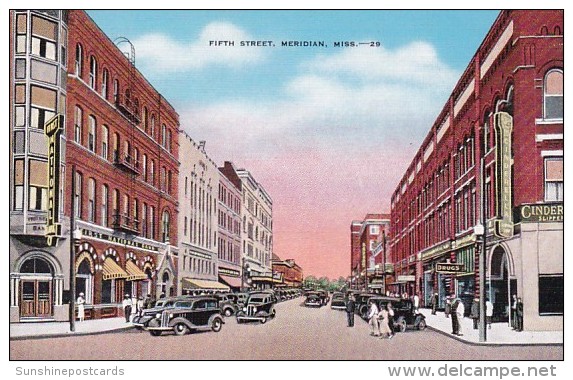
[{"xmin": 112, "ymin": 37, "xmax": 140, "ymax": 235}]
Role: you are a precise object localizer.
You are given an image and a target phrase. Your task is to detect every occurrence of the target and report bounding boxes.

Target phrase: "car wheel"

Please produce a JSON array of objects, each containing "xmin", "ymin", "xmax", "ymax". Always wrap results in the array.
[
  {"xmin": 270, "ymin": 308, "xmax": 276, "ymax": 318},
  {"xmin": 224, "ymin": 308, "xmax": 233, "ymax": 317},
  {"xmin": 173, "ymin": 322, "xmax": 189, "ymax": 336},
  {"xmin": 417, "ymin": 319, "xmax": 427, "ymax": 330},
  {"xmin": 212, "ymin": 317, "xmax": 223, "ymax": 332}
]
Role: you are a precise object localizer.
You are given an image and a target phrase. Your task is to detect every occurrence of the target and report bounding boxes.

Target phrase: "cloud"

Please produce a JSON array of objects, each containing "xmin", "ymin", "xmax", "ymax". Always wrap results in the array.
[{"xmin": 130, "ymin": 22, "xmax": 266, "ymax": 72}]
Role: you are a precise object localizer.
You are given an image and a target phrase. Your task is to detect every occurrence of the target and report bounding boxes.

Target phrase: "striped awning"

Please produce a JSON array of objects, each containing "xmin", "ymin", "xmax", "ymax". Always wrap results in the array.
[
  {"xmin": 219, "ymin": 275, "xmax": 242, "ymax": 288},
  {"xmin": 103, "ymin": 259, "xmax": 128, "ymax": 280},
  {"xmin": 125, "ymin": 260, "xmax": 147, "ymax": 281},
  {"xmin": 182, "ymin": 278, "xmax": 229, "ymax": 291}
]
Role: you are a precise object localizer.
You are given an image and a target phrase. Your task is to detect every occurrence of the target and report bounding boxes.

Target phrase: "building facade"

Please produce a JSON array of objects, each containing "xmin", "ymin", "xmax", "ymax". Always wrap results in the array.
[
  {"xmin": 390, "ymin": 10, "xmax": 563, "ymax": 331},
  {"xmin": 272, "ymin": 254, "xmax": 304, "ymax": 288},
  {"xmin": 237, "ymin": 169, "xmax": 273, "ymax": 289},
  {"xmin": 217, "ymin": 161, "xmax": 243, "ymax": 291},
  {"xmin": 178, "ymin": 134, "xmax": 228, "ymax": 294},
  {"xmin": 349, "ymin": 214, "xmax": 390, "ymax": 291},
  {"xmin": 10, "ymin": 10, "xmax": 180, "ymax": 322}
]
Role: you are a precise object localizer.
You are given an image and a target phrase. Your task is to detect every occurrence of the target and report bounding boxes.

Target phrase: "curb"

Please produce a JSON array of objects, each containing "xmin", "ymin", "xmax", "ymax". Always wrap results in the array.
[
  {"xmin": 427, "ymin": 325, "xmax": 563, "ymax": 347},
  {"xmin": 9, "ymin": 325, "xmax": 136, "ymax": 341}
]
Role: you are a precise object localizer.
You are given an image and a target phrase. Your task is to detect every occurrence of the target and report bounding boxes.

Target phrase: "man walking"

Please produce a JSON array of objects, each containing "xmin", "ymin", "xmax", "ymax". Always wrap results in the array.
[
  {"xmin": 345, "ymin": 293, "xmax": 355, "ymax": 327},
  {"xmin": 122, "ymin": 294, "xmax": 132, "ymax": 323},
  {"xmin": 367, "ymin": 299, "xmax": 380, "ymax": 337},
  {"xmin": 470, "ymin": 297, "xmax": 479, "ymax": 330},
  {"xmin": 455, "ymin": 298, "xmax": 465, "ymax": 336},
  {"xmin": 450, "ymin": 297, "xmax": 458, "ymax": 334},
  {"xmin": 431, "ymin": 292, "xmax": 438, "ymax": 315}
]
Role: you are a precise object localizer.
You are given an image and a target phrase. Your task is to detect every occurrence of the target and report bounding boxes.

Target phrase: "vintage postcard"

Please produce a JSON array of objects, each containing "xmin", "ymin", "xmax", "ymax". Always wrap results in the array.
[{"xmin": 6, "ymin": 5, "xmax": 564, "ymax": 376}]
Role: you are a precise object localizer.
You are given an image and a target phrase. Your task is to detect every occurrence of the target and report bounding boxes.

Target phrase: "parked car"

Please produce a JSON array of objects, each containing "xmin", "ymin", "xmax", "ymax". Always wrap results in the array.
[
  {"xmin": 304, "ymin": 292, "xmax": 323, "ymax": 307},
  {"xmin": 330, "ymin": 292, "xmax": 346, "ymax": 310},
  {"xmin": 146, "ymin": 296, "xmax": 224, "ymax": 336},
  {"xmin": 364, "ymin": 296, "xmax": 427, "ymax": 332},
  {"xmin": 133, "ymin": 296, "xmax": 195, "ymax": 329},
  {"xmin": 227, "ymin": 292, "xmax": 249, "ymax": 309},
  {"xmin": 236, "ymin": 291, "xmax": 277, "ymax": 324},
  {"xmin": 354, "ymin": 293, "xmax": 378, "ymax": 317},
  {"xmin": 211, "ymin": 293, "xmax": 239, "ymax": 317},
  {"xmin": 317, "ymin": 290, "xmax": 330, "ymax": 305}
]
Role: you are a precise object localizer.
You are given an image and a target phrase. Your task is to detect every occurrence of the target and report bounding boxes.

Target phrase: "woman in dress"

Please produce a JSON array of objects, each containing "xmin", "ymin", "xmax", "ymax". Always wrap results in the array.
[
  {"xmin": 378, "ymin": 303, "xmax": 393, "ymax": 339},
  {"xmin": 77, "ymin": 292, "xmax": 85, "ymax": 322}
]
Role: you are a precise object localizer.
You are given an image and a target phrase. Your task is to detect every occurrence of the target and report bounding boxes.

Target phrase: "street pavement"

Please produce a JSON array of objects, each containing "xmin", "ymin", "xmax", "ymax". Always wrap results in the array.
[{"xmin": 10, "ymin": 305, "xmax": 562, "ymax": 346}]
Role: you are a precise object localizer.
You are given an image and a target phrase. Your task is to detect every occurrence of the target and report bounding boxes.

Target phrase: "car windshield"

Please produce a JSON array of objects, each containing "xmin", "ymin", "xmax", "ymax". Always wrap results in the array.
[{"xmin": 249, "ymin": 297, "xmax": 265, "ymax": 303}]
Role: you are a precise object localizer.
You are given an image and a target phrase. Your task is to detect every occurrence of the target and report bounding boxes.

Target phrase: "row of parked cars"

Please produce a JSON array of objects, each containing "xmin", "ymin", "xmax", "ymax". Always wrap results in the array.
[
  {"xmin": 305, "ymin": 290, "xmax": 428, "ymax": 333},
  {"xmin": 133, "ymin": 288, "xmax": 302, "ymax": 336}
]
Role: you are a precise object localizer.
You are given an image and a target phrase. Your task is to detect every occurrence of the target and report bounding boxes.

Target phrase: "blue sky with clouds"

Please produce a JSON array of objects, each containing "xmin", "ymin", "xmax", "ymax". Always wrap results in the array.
[{"xmin": 87, "ymin": 10, "xmax": 500, "ymax": 277}]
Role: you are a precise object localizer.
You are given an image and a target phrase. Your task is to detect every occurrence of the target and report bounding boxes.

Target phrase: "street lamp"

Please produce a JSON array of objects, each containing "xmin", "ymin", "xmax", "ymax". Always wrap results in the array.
[{"xmin": 474, "ymin": 222, "xmax": 486, "ymax": 342}]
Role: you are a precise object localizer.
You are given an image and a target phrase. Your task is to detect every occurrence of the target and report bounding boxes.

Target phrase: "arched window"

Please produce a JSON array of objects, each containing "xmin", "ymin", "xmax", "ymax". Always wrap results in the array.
[
  {"xmin": 101, "ymin": 69, "xmax": 109, "ymax": 99},
  {"xmin": 89, "ymin": 55, "xmax": 97, "ymax": 89},
  {"xmin": 143, "ymin": 107, "xmax": 148, "ymax": 132},
  {"xmin": 88, "ymin": 115, "xmax": 96, "ymax": 152},
  {"xmin": 544, "ymin": 69, "xmax": 563, "ymax": 120},
  {"xmin": 162, "ymin": 210, "xmax": 170, "ymax": 243},
  {"xmin": 20, "ymin": 257, "xmax": 52, "ymax": 274},
  {"xmin": 113, "ymin": 79, "xmax": 119, "ymax": 104},
  {"xmin": 75, "ymin": 43, "xmax": 83, "ymax": 77},
  {"xmin": 87, "ymin": 177, "xmax": 96, "ymax": 222},
  {"xmin": 482, "ymin": 110, "xmax": 491, "ymax": 153},
  {"xmin": 74, "ymin": 106, "xmax": 83, "ymax": 144},
  {"xmin": 150, "ymin": 115, "xmax": 156, "ymax": 139},
  {"xmin": 505, "ymin": 86, "xmax": 514, "ymax": 116}
]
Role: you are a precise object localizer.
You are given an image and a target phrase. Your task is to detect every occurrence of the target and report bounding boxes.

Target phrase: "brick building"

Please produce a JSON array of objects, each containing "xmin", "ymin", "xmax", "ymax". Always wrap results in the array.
[
  {"xmin": 389, "ymin": 10, "xmax": 562, "ymax": 331},
  {"xmin": 217, "ymin": 161, "xmax": 243, "ymax": 291},
  {"xmin": 9, "ymin": 10, "xmax": 179, "ymax": 321},
  {"xmin": 272, "ymin": 253, "xmax": 304, "ymax": 288},
  {"xmin": 349, "ymin": 214, "xmax": 390, "ymax": 291}
]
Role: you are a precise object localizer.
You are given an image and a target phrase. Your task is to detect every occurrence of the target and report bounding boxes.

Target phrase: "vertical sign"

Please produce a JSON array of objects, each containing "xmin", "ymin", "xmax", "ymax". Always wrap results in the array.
[
  {"xmin": 494, "ymin": 112, "xmax": 514, "ymax": 238},
  {"xmin": 45, "ymin": 114, "xmax": 64, "ymax": 246},
  {"xmin": 361, "ymin": 242, "xmax": 366, "ymax": 271}
]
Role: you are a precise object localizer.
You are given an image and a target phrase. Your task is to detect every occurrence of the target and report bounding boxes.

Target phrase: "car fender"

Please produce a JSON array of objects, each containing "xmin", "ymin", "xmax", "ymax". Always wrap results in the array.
[
  {"xmin": 168, "ymin": 317, "xmax": 194, "ymax": 329},
  {"xmin": 208, "ymin": 313, "xmax": 225, "ymax": 325}
]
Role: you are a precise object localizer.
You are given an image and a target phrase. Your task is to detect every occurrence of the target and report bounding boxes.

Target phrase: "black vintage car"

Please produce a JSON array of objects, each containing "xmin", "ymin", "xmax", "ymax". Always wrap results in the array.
[
  {"xmin": 212, "ymin": 293, "xmax": 239, "ymax": 317},
  {"xmin": 146, "ymin": 296, "xmax": 224, "ymax": 336},
  {"xmin": 365, "ymin": 296, "xmax": 427, "ymax": 332},
  {"xmin": 236, "ymin": 291, "xmax": 277, "ymax": 324},
  {"xmin": 227, "ymin": 292, "xmax": 249, "ymax": 309},
  {"xmin": 133, "ymin": 296, "xmax": 195, "ymax": 329},
  {"xmin": 317, "ymin": 290, "xmax": 330, "ymax": 305},
  {"xmin": 354, "ymin": 293, "xmax": 379, "ymax": 317},
  {"xmin": 330, "ymin": 292, "xmax": 346, "ymax": 310},
  {"xmin": 304, "ymin": 292, "xmax": 323, "ymax": 307}
]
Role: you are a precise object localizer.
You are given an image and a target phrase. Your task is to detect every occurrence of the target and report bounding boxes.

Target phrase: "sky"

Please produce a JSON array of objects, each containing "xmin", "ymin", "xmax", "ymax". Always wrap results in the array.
[{"xmin": 88, "ymin": 10, "xmax": 500, "ymax": 279}]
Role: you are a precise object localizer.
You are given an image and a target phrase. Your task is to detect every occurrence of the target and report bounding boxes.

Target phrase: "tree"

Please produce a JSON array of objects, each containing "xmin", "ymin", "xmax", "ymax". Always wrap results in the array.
[{"xmin": 303, "ymin": 275, "xmax": 317, "ymax": 289}]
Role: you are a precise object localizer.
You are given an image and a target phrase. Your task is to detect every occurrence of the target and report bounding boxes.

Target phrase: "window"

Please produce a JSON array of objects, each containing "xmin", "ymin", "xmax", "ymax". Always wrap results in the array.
[
  {"xmin": 101, "ymin": 125, "xmax": 109, "ymax": 160},
  {"xmin": 184, "ymin": 216, "xmax": 188, "ymax": 236},
  {"xmin": 89, "ymin": 56, "xmax": 97, "ymax": 89},
  {"xmin": 538, "ymin": 274, "xmax": 563, "ymax": 315},
  {"xmin": 150, "ymin": 206, "xmax": 155, "ymax": 240},
  {"xmin": 133, "ymin": 198, "xmax": 139, "ymax": 228},
  {"xmin": 143, "ymin": 107, "xmax": 148, "ymax": 133},
  {"xmin": 150, "ymin": 115, "xmax": 155, "ymax": 139},
  {"xmin": 113, "ymin": 79, "xmax": 119, "ymax": 104},
  {"xmin": 31, "ymin": 16, "xmax": 57, "ymax": 60},
  {"xmin": 113, "ymin": 133, "xmax": 120, "ymax": 162},
  {"xmin": 162, "ymin": 210, "xmax": 170, "ymax": 243},
  {"xmin": 142, "ymin": 154, "xmax": 147, "ymax": 182},
  {"xmin": 543, "ymin": 69, "xmax": 563, "ymax": 120},
  {"xmin": 74, "ymin": 106, "xmax": 82, "ymax": 144},
  {"xmin": 150, "ymin": 160, "xmax": 155, "ymax": 186},
  {"xmin": 74, "ymin": 172, "xmax": 83, "ymax": 219},
  {"xmin": 88, "ymin": 178, "xmax": 96, "ymax": 222},
  {"xmin": 75, "ymin": 43, "xmax": 83, "ymax": 77},
  {"xmin": 101, "ymin": 185, "xmax": 108, "ymax": 227},
  {"xmin": 28, "ymin": 160, "xmax": 48, "ymax": 211},
  {"xmin": 101, "ymin": 69, "xmax": 108, "ymax": 99},
  {"xmin": 142, "ymin": 203, "xmax": 148, "ymax": 238},
  {"xmin": 88, "ymin": 115, "xmax": 96, "ymax": 152},
  {"xmin": 544, "ymin": 158, "xmax": 563, "ymax": 201},
  {"xmin": 161, "ymin": 124, "xmax": 167, "ymax": 148}
]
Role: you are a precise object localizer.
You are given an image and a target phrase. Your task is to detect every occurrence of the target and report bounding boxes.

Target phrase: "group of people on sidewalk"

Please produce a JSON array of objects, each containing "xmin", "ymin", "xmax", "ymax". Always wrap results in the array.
[
  {"xmin": 74, "ymin": 293, "xmax": 155, "ymax": 323},
  {"xmin": 343, "ymin": 293, "xmax": 395, "ymax": 339}
]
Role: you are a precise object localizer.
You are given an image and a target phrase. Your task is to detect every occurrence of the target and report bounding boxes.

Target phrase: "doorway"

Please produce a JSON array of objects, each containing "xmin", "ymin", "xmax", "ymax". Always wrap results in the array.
[{"xmin": 19, "ymin": 257, "xmax": 54, "ymax": 318}]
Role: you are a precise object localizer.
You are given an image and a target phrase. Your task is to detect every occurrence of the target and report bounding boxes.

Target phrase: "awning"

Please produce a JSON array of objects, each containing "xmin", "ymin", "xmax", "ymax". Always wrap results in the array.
[
  {"xmin": 125, "ymin": 260, "xmax": 147, "ymax": 281},
  {"xmin": 103, "ymin": 259, "xmax": 128, "ymax": 280},
  {"xmin": 219, "ymin": 275, "xmax": 243, "ymax": 288},
  {"xmin": 182, "ymin": 278, "xmax": 229, "ymax": 291}
]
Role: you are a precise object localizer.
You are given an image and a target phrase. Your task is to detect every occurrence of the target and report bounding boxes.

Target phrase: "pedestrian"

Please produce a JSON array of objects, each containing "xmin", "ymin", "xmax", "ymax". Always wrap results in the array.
[
  {"xmin": 378, "ymin": 303, "xmax": 392, "ymax": 339},
  {"xmin": 444, "ymin": 296, "xmax": 451, "ymax": 318},
  {"xmin": 470, "ymin": 297, "xmax": 479, "ymax": 330},
  {"xmin": 367, "ymin": 300, "xmax": 380, "ymax": 337},
  {"xmin": 431, "ymin": 292, "xmax": 438, "ymax": 315},
  {"xmin": 450, "ymin": 297, "xmax": 458, "ymax": 334},
  {"xmin": 345, "ymin": 293, "xmax": 356, "ymax": 327},
  {"xmin": 511, "ymin": 294, "xmax": 517, "ymax": 330},
  {"xmin": 516, "ymin": 297, "xmax": 524, "ymax": 332},
  {"xmin": 131, "ymin": 294, "xmax": 138, "ymax": 318},
  {"xmin": 143, "ymin": 293, "xmax": 152, "ymax": 309},
  {"xmin": 486, "ymin": 299, "xmax": 493, "ymax": 329},
  {"xmin": 77, "ymin": 292, "xmax": 85, "ymax": 322},
  {"xmin": 380, "ymin": 302, "xmax": 394, "ymax": 339},
  {"xmin": 122, "ymin": 294, "xmax": 132, "ymax": 323},
  {"xmin": 455, "ymin": 298, "xmax": 465, "ymax": 336},
  {"xmin": 137, "ymin": 296, "xmax": 144, "ymax": 316},
  {"xmin": 413, "ymin": 293, "xmax": 420, "ymax": 313}
]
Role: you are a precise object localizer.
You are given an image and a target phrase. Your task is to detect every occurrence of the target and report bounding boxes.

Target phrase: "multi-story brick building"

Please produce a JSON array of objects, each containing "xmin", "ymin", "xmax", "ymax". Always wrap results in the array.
[
  {"xmin": 217, "ymin": 161, "xmax": 243, "ymax": 291},
  {"xmin": 390, "ymin": 10, "xmax": 562, "ymax": 331},
  {"xmin": 9, "ymin": 10, "xmax": 179, "ymax": 321},
  {"xmin": 349, "ymin": 214, "xmax": 390, "ymax": 291},
  {"xmin": 237, "ymin": 169, "xmax": 273, "ymax": 289},
  {"xmin": 272, "ymin": 253, "xmax": 304, "ymax": 288},
  {"xmin": 178, "ymin": 134, "xmax": 227, "ymax": 294}
]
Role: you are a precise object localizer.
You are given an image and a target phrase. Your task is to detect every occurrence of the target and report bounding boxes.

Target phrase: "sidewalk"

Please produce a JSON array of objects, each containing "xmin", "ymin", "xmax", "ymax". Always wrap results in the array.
[
  {"xmin": 423, "ymin": 309, "xmax": 563, "ymax": 346},
  {"xmin": 9, "ymin": 317, "xmax": 134, "ymax": 340}
]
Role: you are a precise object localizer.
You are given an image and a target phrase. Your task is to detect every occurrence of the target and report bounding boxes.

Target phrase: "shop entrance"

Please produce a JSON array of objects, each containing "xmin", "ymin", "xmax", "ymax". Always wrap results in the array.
[
  {"xmin": 19, "ymin": 257, "xmax": 54, "ymax": 318},
  {"xmin": 489, "ymin": 246, "xmax": 516, "ymax": 323}
]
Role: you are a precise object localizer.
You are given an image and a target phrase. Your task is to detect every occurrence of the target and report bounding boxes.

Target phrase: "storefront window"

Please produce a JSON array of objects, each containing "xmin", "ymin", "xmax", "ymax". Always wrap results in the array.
[{"xmin": 538, "ymin": 275, "xmax": 563, "ymax": 315}]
